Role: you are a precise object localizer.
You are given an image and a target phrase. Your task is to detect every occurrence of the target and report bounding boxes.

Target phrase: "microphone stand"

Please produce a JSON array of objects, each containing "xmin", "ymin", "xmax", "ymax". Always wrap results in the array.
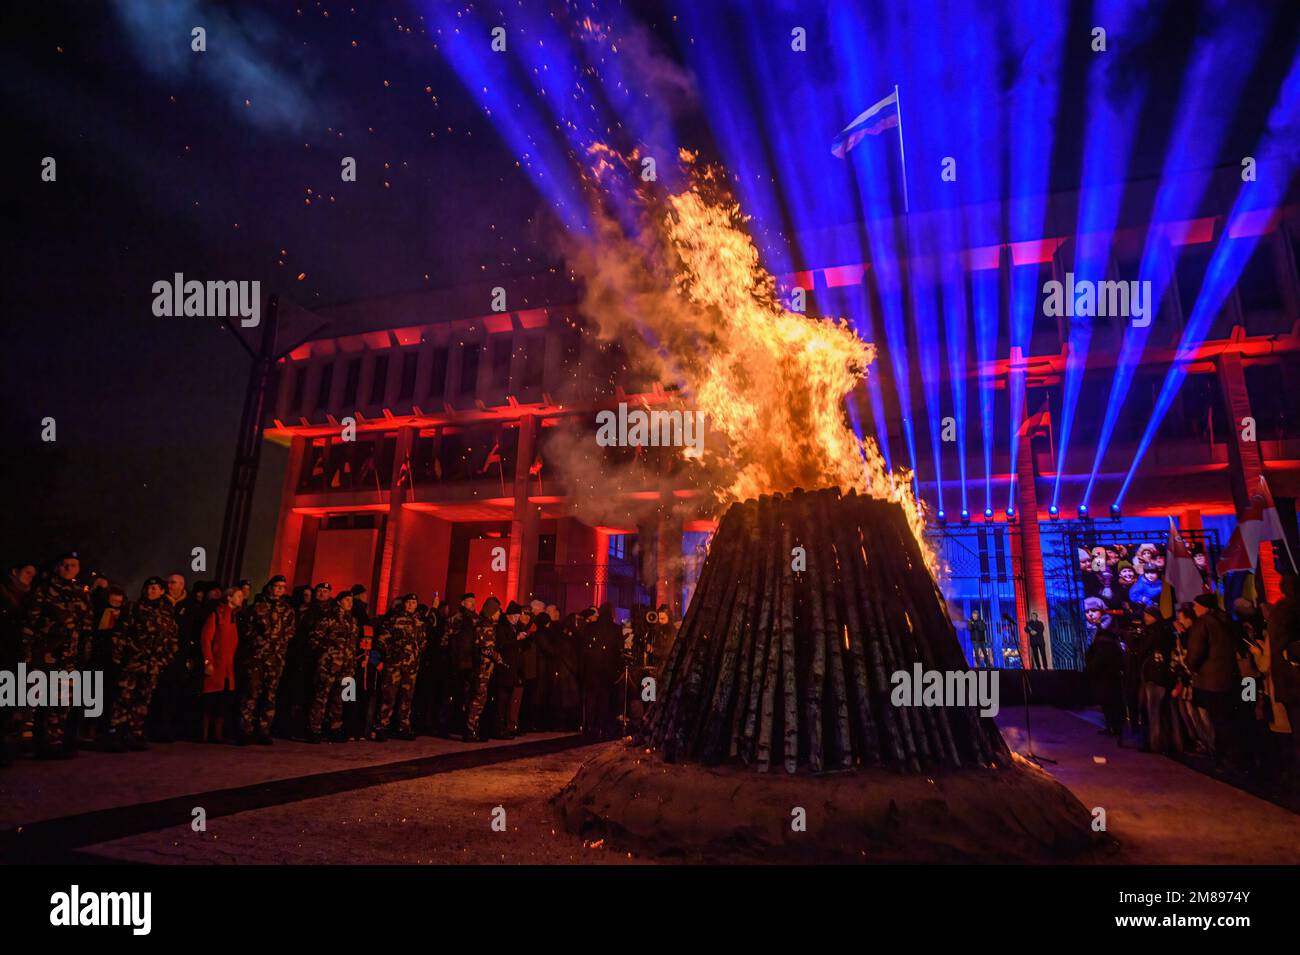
[{"xmin": 1020, "ymin": 665, "xmax": 1055, "ymax": 766}]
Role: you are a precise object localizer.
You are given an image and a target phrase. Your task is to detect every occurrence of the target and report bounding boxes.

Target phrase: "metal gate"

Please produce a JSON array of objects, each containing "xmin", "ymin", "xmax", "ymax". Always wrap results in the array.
[
  {"xmin": 925, "ymin": 524, "xmax": 1026, "ymax": 669},
  {"xmin": 1037, "ymin": 522, "xmax": 1221, "ymax": 671}
]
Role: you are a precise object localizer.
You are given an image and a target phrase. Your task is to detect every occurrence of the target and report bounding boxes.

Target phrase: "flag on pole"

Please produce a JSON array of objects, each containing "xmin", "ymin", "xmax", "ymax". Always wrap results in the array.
[
  {"xmin": 831, "ymin": 89, "xmax": 900, "ymax": 158},
  {"xmin": 1164, "ymin": 517, "xmax": 1205, "ymax": 603},
  {"xmin": 1239, "ymin": 475, "xmax": 1294, "ymax": 570},
  {"xmin": 478, "ymin": 442, "xmax": 502, "ymax": 475},
  {"xmin": 1218, "ymin": 523, "xmax": 1253, "ymax": 574}
]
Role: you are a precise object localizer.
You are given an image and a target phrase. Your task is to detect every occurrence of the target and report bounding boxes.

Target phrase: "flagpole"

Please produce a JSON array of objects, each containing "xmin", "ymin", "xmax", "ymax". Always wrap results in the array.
[{"xmin": 894, "ymin": 83, "xmax": 910, "ymax": 214}]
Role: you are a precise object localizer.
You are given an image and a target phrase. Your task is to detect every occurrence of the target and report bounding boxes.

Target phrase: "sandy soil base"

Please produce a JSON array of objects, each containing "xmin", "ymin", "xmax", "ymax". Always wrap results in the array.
[{"xmin": 555, "ymin": 742, "xmax": 1102, "ymax": 863}]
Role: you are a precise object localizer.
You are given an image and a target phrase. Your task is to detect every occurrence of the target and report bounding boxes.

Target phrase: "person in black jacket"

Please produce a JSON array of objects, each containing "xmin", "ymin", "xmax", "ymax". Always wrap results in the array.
[
  {"xmin": 1134, "ymin": 606, "xmax": 1176, "ymax": 753},
  {"xmin": 413, "ymin": 594, "xmax": 446, "ymax": 735},
  {"xmin": 580, "ymin": 604, "xmax": 623, "ymax": 739},
  {"xmin": 967, "ymin": 609, "xmax": 992, "ymax": 668},
  {"xmin": 1024, "ymin": 611, "xmax": 1048, "ymax": 669},
  {"xmin": 439, "ymin": 593, "xmax": 478, "ymax": 737},
  {"xmin": 492, "ymin": 602, "xmax": 525, "ymax": 738},
  {"xmin": 1085, "ymin": 627, "xmax": 1126, "ymax": 739}
]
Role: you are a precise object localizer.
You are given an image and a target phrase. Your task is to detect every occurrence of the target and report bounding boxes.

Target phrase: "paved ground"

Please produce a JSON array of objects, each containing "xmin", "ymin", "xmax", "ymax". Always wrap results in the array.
[
  {"xmin": 2, "ymin": 709, "xmax": 1296, "ymax": 863},
  {"xmin": 996, "ymin": 707, "xmax": 1300, "ymax": 864}
]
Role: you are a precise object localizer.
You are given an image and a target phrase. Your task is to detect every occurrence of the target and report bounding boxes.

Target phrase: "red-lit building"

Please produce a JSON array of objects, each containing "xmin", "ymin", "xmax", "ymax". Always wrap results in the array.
[{"xmin": 264, "ymin": 165, "xmax": 1299, "ymax": 666}]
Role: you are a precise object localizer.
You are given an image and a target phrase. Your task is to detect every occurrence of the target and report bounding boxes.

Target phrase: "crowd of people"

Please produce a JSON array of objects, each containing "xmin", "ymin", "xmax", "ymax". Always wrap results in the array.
[
  {"xmin": 1078, "ymin": 540, "xmax": 1214, "ymax": 644},
  {"xmin": 1084, "ymin": 576, "xmax": 1300, "ymax": 789},
  {"xmin": 0, "ymin": 551, "xmax": 678, "ymax": 763}
]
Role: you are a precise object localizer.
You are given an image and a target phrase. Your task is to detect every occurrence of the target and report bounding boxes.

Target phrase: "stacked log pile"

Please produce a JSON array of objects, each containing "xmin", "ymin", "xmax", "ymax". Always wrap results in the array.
[{"xmin": 644, "ymin": 487, "xmax": 1010, "ymax": 773}]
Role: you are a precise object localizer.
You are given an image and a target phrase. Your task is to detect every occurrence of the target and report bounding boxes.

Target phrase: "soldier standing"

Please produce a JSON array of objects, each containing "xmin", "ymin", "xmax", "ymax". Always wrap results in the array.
[
  {"xmin": 306, "ymin": 591, "xmax": 358, "ymax": 743},
  {"xmin": 375, "ymin": 593, "xmax": 426, "ymax": 740},
  {"xmin": 465, "ymin": 597, "xmax": 503, "ymax": 742},
  {"xmin": 237, "ymin": 575, "xmax": 296, "ymax": 745},
  {"xmin": 107, "ymin": 577, "xmax": 178, "ymax": 752},
  {"xmin": 18, "ymin": 552, "xmax": 92, "ymax": 758}
]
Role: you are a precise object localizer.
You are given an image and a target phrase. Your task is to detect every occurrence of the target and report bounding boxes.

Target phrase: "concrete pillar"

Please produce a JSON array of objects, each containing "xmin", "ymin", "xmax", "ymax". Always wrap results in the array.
[
  {"xmin": 1216, "ymin": 351, "xmax": 1264, "ymax": 513},
  {"xmin": 1014, "ymin": 422, "xmax": 1051, "ymax": 669},
  {"xmin": 375, "ymin": 425, "xmax": 417, "ymax": 612},
  {"xmin": 507, "ymin": 415, "xmax": 540, "ymax": 602},
  {"xmin": 270, "ymin": 435, "xmax": 309, "ymax": 584}
]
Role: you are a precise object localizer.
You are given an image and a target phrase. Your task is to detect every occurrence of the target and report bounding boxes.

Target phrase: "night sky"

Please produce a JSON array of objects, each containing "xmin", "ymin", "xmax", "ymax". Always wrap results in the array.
[{"xmin": 4, "ymin": 0, "xmax": 1297, "ymax": 592}]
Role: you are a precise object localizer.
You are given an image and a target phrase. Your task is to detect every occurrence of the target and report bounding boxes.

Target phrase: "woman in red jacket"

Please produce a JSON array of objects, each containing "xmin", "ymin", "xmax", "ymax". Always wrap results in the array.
[{"xmin": 200, "ymin": 586, "xmax": 244, "ymax": 743}]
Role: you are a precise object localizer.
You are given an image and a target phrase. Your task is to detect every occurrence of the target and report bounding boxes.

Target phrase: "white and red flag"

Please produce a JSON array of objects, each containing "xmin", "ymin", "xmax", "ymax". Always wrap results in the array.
[
  {"xmin": 1239, "ymin": 475, "xmax": 1290, "ymax": 568},
  {"xmin": 1164, "ymin": 517, "xmax": 1206, "ymax": 601}
]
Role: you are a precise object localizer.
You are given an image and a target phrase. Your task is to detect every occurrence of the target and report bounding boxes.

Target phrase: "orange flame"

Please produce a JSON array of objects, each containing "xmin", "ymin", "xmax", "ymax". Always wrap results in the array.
[{"xmin": 573, "ymin": 150, "xmax": 930, "ymax": 564}]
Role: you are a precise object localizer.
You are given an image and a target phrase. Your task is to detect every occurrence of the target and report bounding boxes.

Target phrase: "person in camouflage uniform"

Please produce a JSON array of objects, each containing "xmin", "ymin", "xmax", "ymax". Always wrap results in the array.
[
  {"xmin": 18, "ymin": 552, "xmax": 92, "ymax": 758},
  {"xmin": 306, "ymin": 591, "xmax": 358, "ymax": 743},
  {"xmin": 237, "ymin": 575, "xmax": 296, "ymax": 745},
  {"xmin": 374, "ymin": 593, "xmax": 426, "ymax": 740},
  {"xmin": 107, "ymin": 577, "xmax": 178, "ymax": 752},
  {"xmin": 464, "ymin": 596, "xmax": 504, "ymax": 742}
]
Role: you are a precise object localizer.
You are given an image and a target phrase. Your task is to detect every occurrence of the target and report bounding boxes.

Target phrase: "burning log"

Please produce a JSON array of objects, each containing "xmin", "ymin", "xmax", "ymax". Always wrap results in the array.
[{"xmin": 644, "ymin": 487, "xmax": 1009, "ymax": 773}]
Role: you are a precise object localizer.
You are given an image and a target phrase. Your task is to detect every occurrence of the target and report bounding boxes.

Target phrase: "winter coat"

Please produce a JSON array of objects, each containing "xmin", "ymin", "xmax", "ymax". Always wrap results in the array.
[
  {"xmin": 447, "ymin": 608, "xmax": 479, "ymax": 671},
  {"xmin": 1128, "ymin": 576, "xmax": 1163, "ymax": 608},
  {"xmin": 580, "ymin": 613, "xmax": 624, "ymax": 687},
  {"xmin": 1135, "ymin": 618, "xmax": 1176, "ymax": 689},
  {"xmin": 1185, "ymin": 609, "xmax": 1237, "ymax": 694},
  {"xmin": 494, "ymin": 617, "xmax": 522, "ymax": 686},
  {"xmin": 519, "ymin": 617, "xmax": 543, "ymax": 682},
  {"xmin": 200, "ymin": 602, "xmax": 241, "ymax": 693},
  {"xmin": 1084, "ymin": 631, "xmax": 1125, "ymax": 705},
  {"xmin": 1269, "ymin": 594, "xmax": 1300, "ymax": 706}
]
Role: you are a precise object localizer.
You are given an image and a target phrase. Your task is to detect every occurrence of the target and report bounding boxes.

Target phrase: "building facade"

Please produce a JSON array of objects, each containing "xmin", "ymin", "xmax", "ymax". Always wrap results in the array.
[{"xmin": 264, "ymin": 167, "xmax": 1300, "ymax": 667}]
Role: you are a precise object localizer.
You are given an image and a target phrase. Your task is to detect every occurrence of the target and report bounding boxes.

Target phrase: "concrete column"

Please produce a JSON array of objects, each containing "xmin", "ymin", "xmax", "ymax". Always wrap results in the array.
[
  {"xmin": 375, "ymin": 425, "xmax": 417, "ymax": 611},
  {"xmin": 1014, "ymin": 421, "xmax": 1051, "ymax": 669},
  {"xmin": 1216, "ymin": 351, "xmax": 1264, "ymax": 513},
  {"xmin": 507, "ymin": 414, "xmax": 540, "ymax": 602},
  {"xmin": 270, "ymin": 435, "xmax": 309, "ymax": 584}
]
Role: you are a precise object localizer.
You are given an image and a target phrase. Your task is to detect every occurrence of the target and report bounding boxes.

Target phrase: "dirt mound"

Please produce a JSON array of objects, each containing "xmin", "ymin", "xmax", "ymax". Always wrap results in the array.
[{"xmin": 556, "ymin": 743, "xmax": 1101, "ymax": 863}]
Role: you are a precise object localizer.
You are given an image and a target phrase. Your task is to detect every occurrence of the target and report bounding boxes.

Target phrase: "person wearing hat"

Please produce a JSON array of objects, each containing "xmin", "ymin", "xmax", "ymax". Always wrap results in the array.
[
  {"xmin": 278, "ymin": 582, "xmax": 334, "ymax": 737},
  {"xmin": 342, "ymin": 585, "xmax": 374, "ymax": 741},
  {"xmin": 517, "ymin": 600, "xmax": 549, "ymax": 733},
  {"xmin": 374, "ymin": 593, "xmax": 426, "ymax": 741},
  {"xmin": 104, "ymin": 577, "xmax": 178, "ymax": 752},
  {"xmin": 306, "ymin": 591, "xmax": 359, "ymax": 743},
  {"xmin": 465, "ymin": 597, "xmax": 504, "ymax": 741},
  {"xmin": 579, "ymin": 603, "xmax": 624, "ymax": 739},
  {"xmin": 412, "ymin": 592, "xmax": 447, "ymax": 735},
  {"xmin": 1084, "ymin": 601, "xmax": 1126, "ymax": 739},
  {"xmin": 488, "ymin": 601, "xmax": 526, "ymax": 738},
  {"xmin": 1186, "ymin": 593, "xmax": 1239, "ymax": 768},
  {"xmin": 236, "ymin": 575, "xmax": 296, "ymax": 745},
  {"xmin": 15, "ymin": 551, "xmax": 91, "ymax": 759},
  {"xmin": 438, "ymin": 593, "xmax": 479, "ymax": 737}
]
